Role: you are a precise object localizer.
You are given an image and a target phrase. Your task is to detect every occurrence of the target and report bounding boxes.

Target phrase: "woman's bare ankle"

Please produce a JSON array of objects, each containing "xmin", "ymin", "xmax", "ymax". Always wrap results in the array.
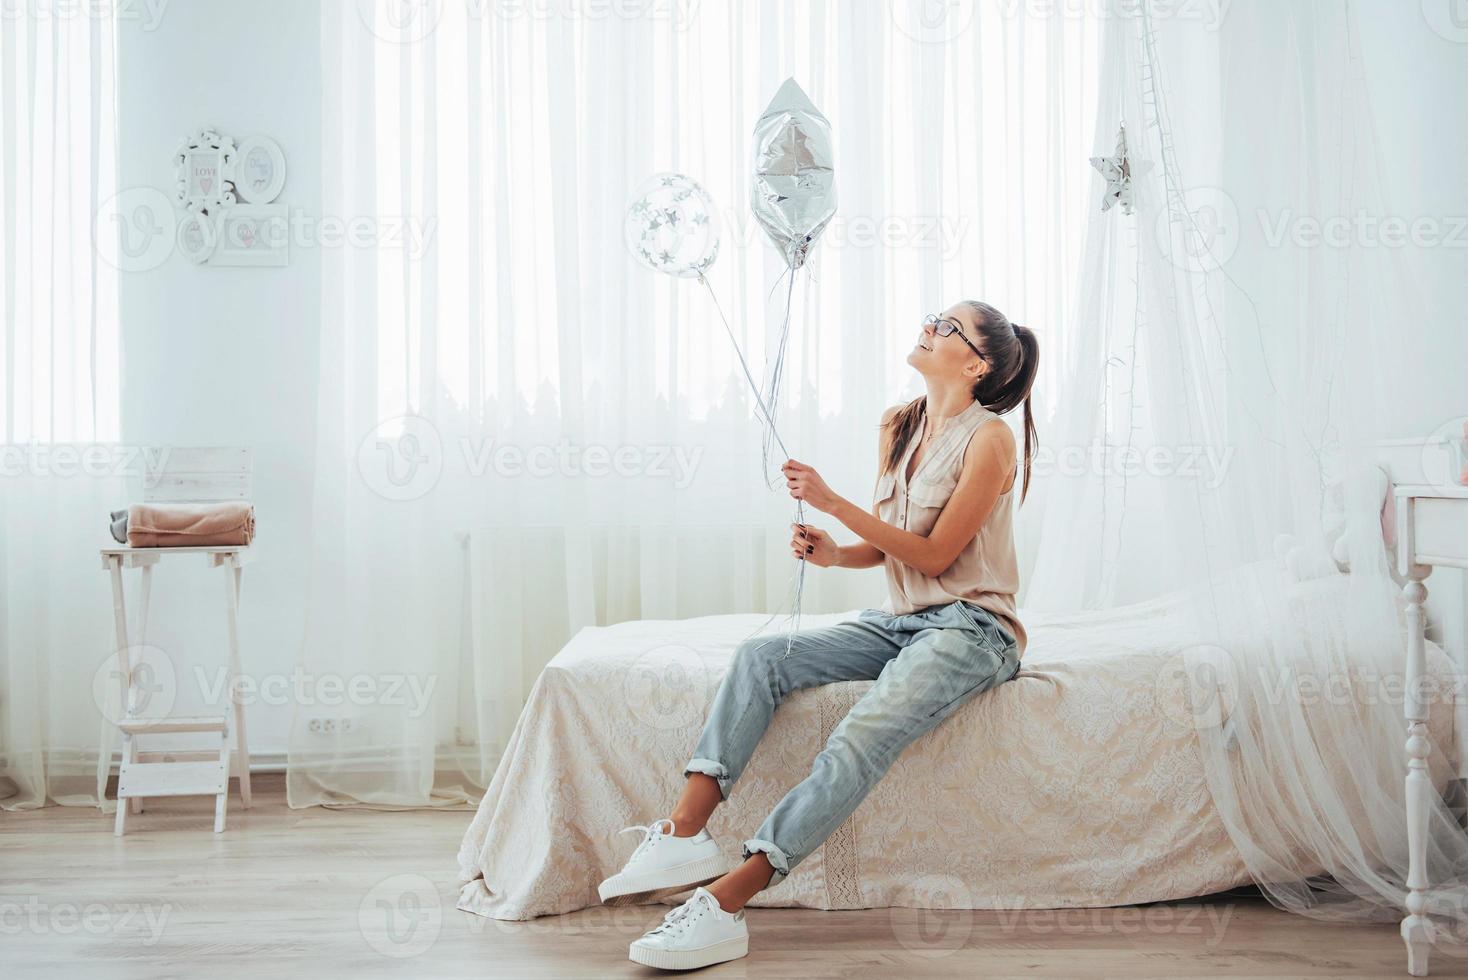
[
  {"xmin": 705, "ymin": 854, "xmax": 774, "ymax": 912},
  {"xmin": 666, "ymin": 811, "xmax": 707, "ymax": 837},
  {"xmin": 667, "ymin": 772, "xmax": 722, "ymax": 836}
]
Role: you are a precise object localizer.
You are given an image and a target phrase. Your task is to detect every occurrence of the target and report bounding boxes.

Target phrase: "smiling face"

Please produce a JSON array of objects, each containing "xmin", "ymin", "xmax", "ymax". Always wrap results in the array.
[{"xmin": 907, "ymin": 303, "xmax": 988, "ymax": 382}]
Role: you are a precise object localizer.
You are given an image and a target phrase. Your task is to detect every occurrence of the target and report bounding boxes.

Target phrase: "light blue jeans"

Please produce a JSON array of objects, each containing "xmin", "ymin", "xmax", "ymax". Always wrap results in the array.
[{"xmin": 683, "ymin": 600, "xmax": 1021, "ymax": 889}]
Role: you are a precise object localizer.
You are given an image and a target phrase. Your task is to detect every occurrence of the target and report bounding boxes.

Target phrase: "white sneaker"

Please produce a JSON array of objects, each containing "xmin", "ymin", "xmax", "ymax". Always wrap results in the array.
[
  {"xmin": 628, "ymin": 886, "xmax": 749, "ymax": 970},
  {"xmin": 598, "ymin": 818, "xmax": 729, "ymax": 907}
]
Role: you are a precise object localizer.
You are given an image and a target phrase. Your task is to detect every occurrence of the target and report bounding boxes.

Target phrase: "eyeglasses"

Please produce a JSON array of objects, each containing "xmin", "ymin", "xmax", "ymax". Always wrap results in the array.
[{"xmin": 922, "ymin": 314, "xmax": 986, "ymax": 361}]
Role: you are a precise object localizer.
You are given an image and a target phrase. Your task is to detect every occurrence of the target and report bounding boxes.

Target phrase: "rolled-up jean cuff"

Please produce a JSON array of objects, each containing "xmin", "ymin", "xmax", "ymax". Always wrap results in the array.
[
  {"xmin": 683, "ymin": 758, "xmax": 732, "ymax": 800},
  {"xmin": 742, "ymin": 838, "xmax": 791, "ymax": 887}
]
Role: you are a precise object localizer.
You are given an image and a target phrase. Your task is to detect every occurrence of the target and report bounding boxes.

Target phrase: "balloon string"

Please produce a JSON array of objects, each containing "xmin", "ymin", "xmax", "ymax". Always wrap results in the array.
[
  {"xmin": 760, "ymin": 269, "xmax": 798, "ymax": 487},
  {"xmin": 699, "ymin": 274, "xmax": 790, "ymax": 459},
  {"xmin": 699, "ymin": 273, "xmax": 806, "ymax": 655},
  {"xmin": 760, "ymin": 270, "xmax": 805, "ymax": 654}
]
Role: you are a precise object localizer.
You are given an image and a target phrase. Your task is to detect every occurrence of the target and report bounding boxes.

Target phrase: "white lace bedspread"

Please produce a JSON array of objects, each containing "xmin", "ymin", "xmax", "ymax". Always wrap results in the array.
[{"xmin": 456, "ymin": 581, "xmax": 1458, "ymax": 920}]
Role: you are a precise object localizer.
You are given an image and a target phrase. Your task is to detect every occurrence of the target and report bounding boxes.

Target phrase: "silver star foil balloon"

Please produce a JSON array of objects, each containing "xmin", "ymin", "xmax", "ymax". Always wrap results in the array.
[{"xmin": 750, "ymin": 78, "xmax": 836, "ymax": 269}]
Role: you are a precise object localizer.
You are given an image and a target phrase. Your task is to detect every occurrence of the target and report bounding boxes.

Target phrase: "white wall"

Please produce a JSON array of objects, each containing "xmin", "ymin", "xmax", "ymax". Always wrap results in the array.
[
  {"xmin": 1355, "ymin": 0, "xmax": 1468, "ymax": 656},
  {"xmin": 116, "ymin": 0, "xmax": 321, "ymax": 756},
  {"xmin": 1356, "ymin": 0, "xmax": 1468, "ymax": 434}
]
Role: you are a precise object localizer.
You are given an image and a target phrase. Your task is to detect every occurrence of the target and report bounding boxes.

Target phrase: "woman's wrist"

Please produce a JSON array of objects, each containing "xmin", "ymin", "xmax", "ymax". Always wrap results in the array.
[{"xmin": 828, "ymin": 496, "xmax": 860, "ymax": 530}]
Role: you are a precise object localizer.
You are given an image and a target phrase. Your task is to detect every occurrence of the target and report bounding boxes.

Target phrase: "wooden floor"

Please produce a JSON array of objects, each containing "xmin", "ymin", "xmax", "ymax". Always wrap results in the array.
[{"xmin": 1, "ymin": 775, "xmax": 1457, "ymax": 979}]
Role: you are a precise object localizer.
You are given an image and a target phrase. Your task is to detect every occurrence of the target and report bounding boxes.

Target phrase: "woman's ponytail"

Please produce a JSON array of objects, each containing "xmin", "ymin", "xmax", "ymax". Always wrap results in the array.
[
  {"xmin": 964, "ymin": 302, "xmax": 1040, "ymax": 505},
  {"xmin": 1008, "ymin": 325, "xmax": 1040, "ymax": 504}
]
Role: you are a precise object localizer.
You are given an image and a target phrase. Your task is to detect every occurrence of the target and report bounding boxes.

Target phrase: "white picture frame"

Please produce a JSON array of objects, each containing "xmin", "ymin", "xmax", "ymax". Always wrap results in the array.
[
  {"xmin": 176, "ymin": 211, "xmax": 218, "ymax": 264},
  {"xmin": 232, "ymin": 135, "xmax": 287, "ymax": 204},
  {"xmin": 174, "ymin": 128, "xmax": 237, "ymax": 213},
  {"xmin": 211, "ymin": 205, "xmax": 290, "ymax": 267}
]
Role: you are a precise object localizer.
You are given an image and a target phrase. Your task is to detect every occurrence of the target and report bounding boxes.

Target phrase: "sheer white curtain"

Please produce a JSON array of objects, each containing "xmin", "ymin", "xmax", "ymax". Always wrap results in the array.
[
  {"xmin": 293, "ymin": 1, "xmax": 1099, "ymax": 806},
  {"xmin": 0, "ymin": 3, "xmax": 122, "ymax": 809},
  {"xmin": 1034, "ymin": 0, "xmax": 1468, "ymax": 948}
]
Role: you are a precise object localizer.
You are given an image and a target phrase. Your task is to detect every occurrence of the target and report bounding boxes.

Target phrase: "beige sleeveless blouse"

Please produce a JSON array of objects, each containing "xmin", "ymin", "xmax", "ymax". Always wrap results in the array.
[{"xmin": 874, "ymin": 400, "xmax": 1027, "ymax": 656}]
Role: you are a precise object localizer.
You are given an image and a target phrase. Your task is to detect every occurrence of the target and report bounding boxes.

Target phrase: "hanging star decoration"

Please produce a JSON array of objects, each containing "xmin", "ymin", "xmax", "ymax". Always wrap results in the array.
[{"xmin": 1090, "ymin": 124, "xmax": 1136, "ymax": 215}]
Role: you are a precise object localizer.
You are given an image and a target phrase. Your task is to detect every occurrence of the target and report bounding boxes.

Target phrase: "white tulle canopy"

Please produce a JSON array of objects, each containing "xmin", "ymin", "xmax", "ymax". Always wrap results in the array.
[{"xmin": 1022, "ymin": 0, "xmax": 1468, "ymax": 951}]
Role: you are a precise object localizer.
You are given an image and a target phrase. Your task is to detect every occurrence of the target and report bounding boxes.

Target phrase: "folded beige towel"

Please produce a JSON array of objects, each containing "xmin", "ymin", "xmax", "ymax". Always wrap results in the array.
[{"xmin": 125, "ymin": 502, "xmax": 255, "ymax": 548}]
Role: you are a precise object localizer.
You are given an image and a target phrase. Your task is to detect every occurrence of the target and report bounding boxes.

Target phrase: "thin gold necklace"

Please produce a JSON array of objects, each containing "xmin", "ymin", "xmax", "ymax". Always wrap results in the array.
[
  {"xmin": 914, "ymin": 416, "xmax": 941, "ymax": 464},
  {"xmin": 923, "ymin": 411, "xmax": 955, "ymax": 445}
]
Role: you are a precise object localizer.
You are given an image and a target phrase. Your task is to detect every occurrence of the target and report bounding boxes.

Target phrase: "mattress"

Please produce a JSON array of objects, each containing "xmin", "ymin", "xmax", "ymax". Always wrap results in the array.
[{"xmin": 456, "ymin": 570, "xmax": 1459, "ymax": 920}]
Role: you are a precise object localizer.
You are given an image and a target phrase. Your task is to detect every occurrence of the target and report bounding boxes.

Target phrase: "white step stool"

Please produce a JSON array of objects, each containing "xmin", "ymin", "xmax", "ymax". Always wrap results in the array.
[{"xmin": 101, "ymin": 448, "xmax": 253, "ymax": 835}]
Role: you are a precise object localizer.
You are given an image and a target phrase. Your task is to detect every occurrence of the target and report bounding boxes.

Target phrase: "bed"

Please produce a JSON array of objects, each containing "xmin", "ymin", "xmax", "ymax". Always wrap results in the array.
[{"xmin": 456, "ymin": 564, "xmax": 1460, "ymax": 921}]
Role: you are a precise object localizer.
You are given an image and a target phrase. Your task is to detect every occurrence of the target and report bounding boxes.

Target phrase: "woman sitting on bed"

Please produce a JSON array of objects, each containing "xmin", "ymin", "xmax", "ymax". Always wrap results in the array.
[{"xmin": 604, "ymin": 301, "xmax": 1040, "ymax": 970}]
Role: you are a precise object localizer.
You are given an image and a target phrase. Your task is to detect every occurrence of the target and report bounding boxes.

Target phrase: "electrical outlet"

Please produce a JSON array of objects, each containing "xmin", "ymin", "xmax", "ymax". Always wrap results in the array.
[{"xmin": 307, "ymin": 716, "xmax": 359, "ymax": 735}]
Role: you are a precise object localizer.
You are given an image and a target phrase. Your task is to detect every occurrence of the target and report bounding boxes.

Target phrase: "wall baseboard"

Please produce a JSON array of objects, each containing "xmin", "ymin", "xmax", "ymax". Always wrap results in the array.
[{"xmin": 4, "ymin": 746, "xmax": 495, "ymax": 780}]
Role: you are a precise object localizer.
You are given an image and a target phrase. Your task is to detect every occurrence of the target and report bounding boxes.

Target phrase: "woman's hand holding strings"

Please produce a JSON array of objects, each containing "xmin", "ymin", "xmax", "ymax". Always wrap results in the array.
[
  {"xmin": 790, "ymin": 523, "xmax": 839, "ymax": 566},
  {"xmin": 781, "ymin": 459, "xmax": 840, "ymax": 513}
]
